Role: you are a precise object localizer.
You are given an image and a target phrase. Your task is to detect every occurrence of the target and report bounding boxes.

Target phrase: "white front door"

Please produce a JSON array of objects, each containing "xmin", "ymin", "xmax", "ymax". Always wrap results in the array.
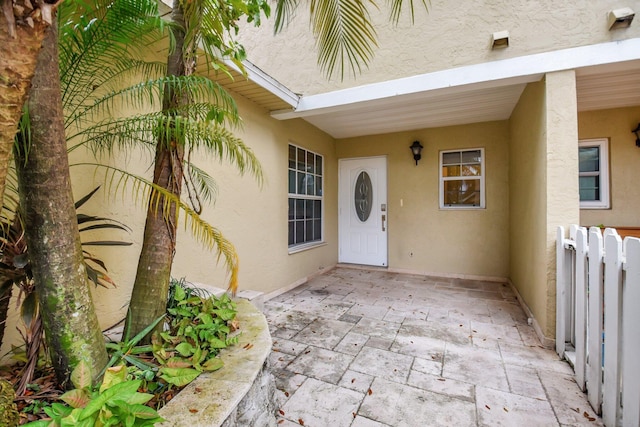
[{"xmin": 339, "ymin": 157, "xmax": 388, "ymax": 266}]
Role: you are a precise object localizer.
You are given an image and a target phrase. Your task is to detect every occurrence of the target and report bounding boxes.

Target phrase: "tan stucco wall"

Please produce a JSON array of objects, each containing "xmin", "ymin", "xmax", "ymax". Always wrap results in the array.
[
  {"xmin": 0, "ymin": 88, "xmax": 338, "ymax": 360},
  {"xmin": 509, "ymin": 72, "xmax": 579, "ymax": 339},
  {"xmin": 337, "ymin": 120, "xmax": 510, "ymax": 279},
  {"xmin": 579, "ymin": 106, "xmax": 640, "ymax": 227},
  {"xmin": 171, "ymin": 95, "xmax": 338, "ymax": 296},
  {"xmin": 238, "ymin": 0, "xmax": 640, "ymax": 94}
]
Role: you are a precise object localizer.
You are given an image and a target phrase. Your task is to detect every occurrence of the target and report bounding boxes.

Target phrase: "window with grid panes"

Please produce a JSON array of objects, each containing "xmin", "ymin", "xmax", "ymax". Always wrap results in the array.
[
  {"xmin": 288, "ymin": 144, "xmax": 323, "ymax": 248},
  {"xmin": 440, "ymin": 148, "xmax": 485, "ymax": 208},
  {"xmin": 579, "ymin": 139, "xmax": 609, "ymax": 209}
]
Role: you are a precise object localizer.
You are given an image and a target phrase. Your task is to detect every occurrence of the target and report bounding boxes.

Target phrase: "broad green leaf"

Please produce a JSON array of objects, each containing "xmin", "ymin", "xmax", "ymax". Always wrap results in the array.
[
  {"xmin": 125, "ymin": 404, "xmax": 163, "ymax": 420},
  {"xmin": 208, "ymin": 337, "xmax": 227, "ymax": 348},
  {"xmin": 165, "ymin": 356, "xmax": 192, "ymax": 368},
  {"xmin": 174, "ymin": 285, "xmax": 186, "ymax": 302},
  {"xmin": 60, "ymin": 388, "xmax": 90, "ymax": 409},
  {"xmin": 71, "ymin": 360, "xmax": 93, "ymax": 390},
  {"xmin": 126, "ymin": 392, "xmax": 154, "ymax": 405},
  {"xmin": 100, "ymin": 365, "xmax": 127, "ymax": 393},
  {"xmin": 175, "ymin": 342, "xmax": 194, "ymax": 357},
  {"xmin": 202, "ymin": 357, "xmax": 224, "ymax": 372},
  {"xmin": 78, "ymin": 381, "xmax": 142, "ymax": 420},
  {"xmin": 159, "ymin": 367, "xmax": 200, "ymax": 386},
  {"xmin": 213, "ymin": 308, "xmax": 236, "ymax": 321}
]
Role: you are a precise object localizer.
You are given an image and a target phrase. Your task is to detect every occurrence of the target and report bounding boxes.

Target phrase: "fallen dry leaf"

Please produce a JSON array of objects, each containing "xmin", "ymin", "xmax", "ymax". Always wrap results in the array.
[
  {"xmin": 353, "ymin": 412, "xmax": 357, "ymax": 418},
  {"xmin": 278, "ymin": 420, "xmax": 285, "ymax": 425},
  {"xmin": 194, "ymin": 387, "xmax": 202, "ymax": 393},
  {"xmin": 485, "ymin": 405, "xmax": 491, "ymax": 410},
  {"xmin": 279, "ymin": 409, "xmax": 285, "ymax": 416},
  {"xmin": 351, "ymin": 378, "xmax": 356, "ymax": 383},
  {"xmin": 570, "ymin": 407, "xmax": 580, "ymax": 413},
  {"xmin": 298, "ymin": 418, "xmax": 305, "ymax": 425},
  {"xmin": 503, "ymin": 407, "xmax": 509, "ymax": 412},
  {"xmin": 189, "ymin": 409, "xmax": 198, "ymax": 413},
  {"xmin": 368, "ymin": 389, "xmax": 373, "ymax": 395},
  {"xmin": 284, "ymin": 391, "xmax": 290, "ymax": 397},
  {"xmin": 437, "ymin": 378, "xmax": 446, "ymax": 382}
]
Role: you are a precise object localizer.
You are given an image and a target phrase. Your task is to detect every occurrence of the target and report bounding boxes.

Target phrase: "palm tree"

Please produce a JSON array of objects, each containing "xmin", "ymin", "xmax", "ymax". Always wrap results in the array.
[
  {"xmin": 124, "ymin": 0, "xmax": 266, "ymax": 339},
  {"xmin": 14, "ymin": 17, "xmax": 108, "ymax": 388},
  {"xmin": 0, "ymin": 1, "xmax": 62, "ymax": 224}
]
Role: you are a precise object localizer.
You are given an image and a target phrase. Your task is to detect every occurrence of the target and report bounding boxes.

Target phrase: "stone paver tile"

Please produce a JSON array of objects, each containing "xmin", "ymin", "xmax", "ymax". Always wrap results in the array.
[
  {"xmin": 272, "ymin": 337, "xmax": 307, "ymax": 356},
  {"xmin": 373, "ymin": 297, "xmax": 413, "ymax": 310},
  {"xmin": 292, "ymin": 300, "xmax": 353, "ymax": 320},
  {"xmin": 412, "ymin": 356, "xmax": 442, "ymax": 376},
  {"xmin": 407, "ymin": 370, "xmax": 474, "ymax": 401},
  {"xmin": 443, "ymin": 343, "xmax": 509, "ymax": 392},
  {"xmin": 275, "ymin": 417, "xmax": 302, "ymax": 427},
  {"xmin": 365, "ymin": 337, "xmax": 394, "ymax": 351},
  {"xmin": 338, "ymin": 313, "xmax": 362, "ymax": 324},
  {"xmin": 282, "ymin": 291, "xmax": 328, "ymax": 306},
  {"xmin": 323, "ymin": 283, "xmax": 356, "ymax": 295},
  {"xmin": 351, "ymin": 317, "xmax": 400, "ymax": 340},
  {"xmin": 504, "ymin": 364, "xmax": 546, "ymax": 400},
  {"xmin": 292, "ymin": 318, "xmax": 353, "ymax": 349},
  {"xmin": 338, "ymin": 369, "xmax": 374, "ymax": 393},
  {"xmin": 391, "ymin": 332, "xmax": 446, "ymax": 359},
  {"xmin": 271, "ymin": 310, "xmax": 318, "ymax": 331},
  {"xmin": 470, "ymin": 321, "xmax": 522, "ymax": 345},
  {"xmin": 382, "ymin": 309, "xmax": 406, "ymax": 323},
  {"xmin": 269, "ymin": 352, "xmax": 296, "ymax": 370},
  {"xmin": 499, "ymin": 342, "xmax": 574, "ymax": 375},
  {"xmin": 272, "ymin": 327, "xmax": 300, "ymax": 339},
  {"xmin": 467, "ymin": 289, "xmax": 506, "ymax": 301},
  {"xmin": 346, "ymin": 303, "xmax": 389, "ymax": 320},
  {"xmin": 286, "ymin": 346, "xmax": 353, "ymax": 384},
  {"xmin": 343, "ymin": 293, "xmax": 379, "ymax": 306},
  {"xmin": 538, "ymin": 370, "xmax": 603, "ymax": 426},
  {"xmin": 516, "ymin": 324, "xmax": 542, "ymax": 346},
  {"xmin": 359, "ymin": 378, "xmax": 476, "ymax": 427},
  {"xmin": 280, "ymin": 378, "xmax": 363, "ymax": 427},
  {"xmin": 272, "ymin": 369, "xmax": 307, "ymax": 406},
  {"xmin": 334, "ymin": 331, "xmax": 370, "ymax": 355},
  {"xmin": 476, "ymin": 386, "xmax": 558, "ymax": 427},
  {"xmin": 350, "ymin": 347, "xmax": 413, "ymax": 383},
  {"xmin": 351, "ymin": 416, "xmax": 392, "ymax": 427}
]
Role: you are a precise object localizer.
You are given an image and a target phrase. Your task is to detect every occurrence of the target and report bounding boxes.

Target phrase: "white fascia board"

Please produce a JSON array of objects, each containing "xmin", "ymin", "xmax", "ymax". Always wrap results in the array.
[
  {"xmin": 272, "ymin": 37, "xmax": 640, "ymax": 120},
  {"xmin": 224, "ymin": 59, "xmax": 300, "ymax": 107}
]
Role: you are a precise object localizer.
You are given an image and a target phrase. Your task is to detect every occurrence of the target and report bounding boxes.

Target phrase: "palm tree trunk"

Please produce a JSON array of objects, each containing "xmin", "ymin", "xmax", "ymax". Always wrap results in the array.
[
  {"xmin": 0, "ymin": 1, "xmax": 55, "ymax": 210},
  {"xmin": 14, "ymin": 21, "xmax": 107, "ymax": 388},
  {"xmin": 126, "ymin": 0, "xmax": 188, "ymax": 339},
  {"xmin": 0, "ymin": 281, "xmax": 12, "ymax": 349}
]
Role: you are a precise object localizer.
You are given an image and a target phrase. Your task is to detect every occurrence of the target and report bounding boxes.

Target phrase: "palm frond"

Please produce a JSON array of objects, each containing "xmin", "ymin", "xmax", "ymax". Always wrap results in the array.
[
  {"xmin": 185, "ymin": 163, "xmax": 218, "ymax": 205},
  {"xmin": 72, "ymin": 162, "xmax": 240, "ymax": 293},
  {"xmin": 59, "ymin": 0, "xmax": 167, "ymax": 119},
  {"xmin": 310, "ymin": 0, "xmax": 378, "ymax": 79},
  {"xmin": 388, "ymin": 0, "xmax": 429, "ymax": 24},
  {"xmin": 273, "ymin": 0, "xmax": 300, "ymax": 33}
]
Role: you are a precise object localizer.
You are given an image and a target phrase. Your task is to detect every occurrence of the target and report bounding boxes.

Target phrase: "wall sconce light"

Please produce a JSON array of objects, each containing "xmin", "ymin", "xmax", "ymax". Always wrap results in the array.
[
  {"xmin": 608, "ymin": 7, "xmax": 635, "ymax": 30},
  {"xmin": 632, "ymin": 122, "xmax": 640, "ymax": 147},
  {"xmin": 410, "ymin": 141, "xmax": 424, "ymax": 165},
  {"xmin": 491, "ymin": 30, "xmax": 509, "ymax": 49}
]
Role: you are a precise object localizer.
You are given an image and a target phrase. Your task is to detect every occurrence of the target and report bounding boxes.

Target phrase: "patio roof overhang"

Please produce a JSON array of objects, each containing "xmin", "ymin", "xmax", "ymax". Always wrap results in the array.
[{"xmin": 248, "ymin": 38, "xmax": 640, "ymax": 139}]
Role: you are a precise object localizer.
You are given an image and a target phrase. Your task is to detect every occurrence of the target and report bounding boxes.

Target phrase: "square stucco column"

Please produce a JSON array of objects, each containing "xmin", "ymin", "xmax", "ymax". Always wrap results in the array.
[{"xmin": 544, "ymin": 70, "xmax": 580, "ymax": 338}]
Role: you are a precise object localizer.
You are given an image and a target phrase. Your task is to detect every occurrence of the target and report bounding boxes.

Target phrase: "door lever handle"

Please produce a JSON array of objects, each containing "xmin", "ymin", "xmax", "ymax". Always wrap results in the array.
[{"xmin": 381, "ymin": 214, "xmax": 386, "ymax": 231}]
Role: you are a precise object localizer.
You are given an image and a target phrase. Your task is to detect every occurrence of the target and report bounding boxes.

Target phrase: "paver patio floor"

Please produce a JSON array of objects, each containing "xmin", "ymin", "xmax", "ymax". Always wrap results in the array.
[{"xmin": 264, "ymin": 267, "xmax": 602, "ymax": 427}]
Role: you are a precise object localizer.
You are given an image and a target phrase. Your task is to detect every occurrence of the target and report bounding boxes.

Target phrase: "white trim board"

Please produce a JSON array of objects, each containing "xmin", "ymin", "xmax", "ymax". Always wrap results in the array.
[{"xmin": 272, "ymin": 38, "xmax": 640, "ymax": 120}]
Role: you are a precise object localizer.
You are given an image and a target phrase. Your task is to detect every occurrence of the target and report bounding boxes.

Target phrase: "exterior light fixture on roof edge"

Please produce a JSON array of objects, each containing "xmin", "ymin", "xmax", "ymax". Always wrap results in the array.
[
  {"xmin": 410, "ymin": 141, "xmax": 424, "ymax": 165},
  {"xmin": 608, "ymin": 7, "xmax": 635, "ymax": 30},
  {"xmin": 632, "ymin": 122, "xmax": 640, "ymax": 147},
  {"xmin": 491, "ymin": 31, "xmax": 509, "ymax": 49}
]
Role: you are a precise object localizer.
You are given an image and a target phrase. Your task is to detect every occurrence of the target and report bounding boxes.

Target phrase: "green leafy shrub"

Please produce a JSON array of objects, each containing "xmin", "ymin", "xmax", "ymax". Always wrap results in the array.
[
  {"xmin": 152, "ymin": 280, "xmax": 239, "ymax": 386},
  {"xmin": 23, "ymin": 361, "xmax": 163, "ymax": 427}
]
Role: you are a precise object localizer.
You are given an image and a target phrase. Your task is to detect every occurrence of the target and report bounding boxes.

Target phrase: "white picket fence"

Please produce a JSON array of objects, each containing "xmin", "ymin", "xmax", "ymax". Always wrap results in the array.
[{"xmin": 556, "ymin": 225, "xmax": 640, "ymax": 427}]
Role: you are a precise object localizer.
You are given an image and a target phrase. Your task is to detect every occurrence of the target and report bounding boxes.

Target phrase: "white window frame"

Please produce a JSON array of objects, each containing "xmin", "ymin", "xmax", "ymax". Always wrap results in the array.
[
  {"xmin": 288, "ymin": 143, "xmax": 324, "ymax": 252},
  {"xmin": 439, "ymin": 148, "xmax": 485, "ymax": 209},
  {"xmin": 579, "ymin": 138, "xmax": 610, "ymax": 209}
]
